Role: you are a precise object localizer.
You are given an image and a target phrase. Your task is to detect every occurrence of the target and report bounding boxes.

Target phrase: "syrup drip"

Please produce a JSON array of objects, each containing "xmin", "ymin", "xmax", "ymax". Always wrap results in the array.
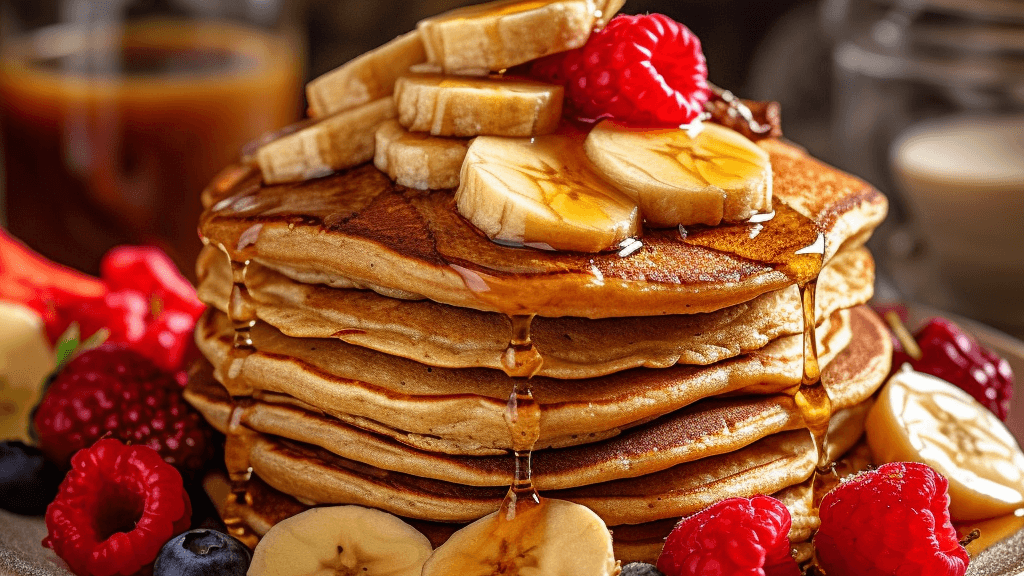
[
  {"xmin": 224, "ymin": 402, "xmax": 257, "ymax": 481},
  {"xmin": 221, "ymin": 247, "xmax": 257, "ymax": 397},
  {"xmin": 499, "ymin": 314, "xmax": 544, "ymax": 522}
]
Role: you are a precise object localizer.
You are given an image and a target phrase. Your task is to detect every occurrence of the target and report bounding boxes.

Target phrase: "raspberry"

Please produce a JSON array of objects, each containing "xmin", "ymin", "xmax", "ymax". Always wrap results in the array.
[
  {"xmin": 33, "ymin": 344, "xmax": 214, "ymax": 474},
  {"xmin": 815, "ymin": 462, "xmax": 970, "ymax": 576},
  {"xmin": 892, "ymin": 318, "xmax": 1013, "ymax": 420},
  {"xmin": 531, "ymin": 14, "xmax": 711, "ymax": 127},
  {"xmin": 43, "ymin": 439, "xmax": 192, "ymax": 576},
  {"xmin": 656, "ymin": 496, "xmax": 800, "ymax": 576}
]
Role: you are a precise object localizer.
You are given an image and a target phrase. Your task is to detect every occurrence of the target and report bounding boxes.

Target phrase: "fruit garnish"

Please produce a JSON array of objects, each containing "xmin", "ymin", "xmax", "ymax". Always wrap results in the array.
[
  {"xmin": 248, "ymin": 505, "xmax": 432, "ymax": 576},
  {"xmin": 0, "ymin": 228, "xmax": 106, "ymax": 333},
  {"xmin": 33, "ymin": 344, "xmax": 214, "ymax": 473},
  {"xmin": 43, "ymin": 439, "xmax": 192, "ymax": 576},
  {"xmin": 417, "ymin": 0, "xmax": 620, "ymax": 75},
  {"xmin": 530, "ymin": 13, "xmax": 711, "ymax": 127},
  {"xmin": 154, "ymin": 529, "xmax": 252, "ymax": 576},
  {"xmin": 307, "ymin": 30, "xmax": 426, "ymax": 118},
  {"xmin": 621, "ymin": 563, "xmax": 665, "ymax": 576},
  {"xmin": 585, "ymin": 120, "xmax": 772, "ymax": 227},
  {"xmin": 0, "ymin": 238, "xmax": 205, "ymax": 378},
  {"xmin": 393, "ymin": 73, "xmax": 563, "ymax": 137},
  {"xmin": 456, "ymin": 133, "xmax": 640, "ymax": 252},
  {"xmin": 866, "ymin": 367, "xmax": 1024, "ymax": 521},
  {"xmin": 656, "ymin": 495, "xmax": 800, "ymax": 576},
  {"xmin": 891, "ymin": 317, "xmax": 1013, "ymax": 421},
  {"xmin": 256, "ymin": 97, "xmax": 396, "ymax": 184},
  {"xmin": 374, "ymin": 119, "xmax": 470, "ymax": 190},
  {"xmin": 815, "ymin": 461, "xmax": 969, "ymax": 576},
  {"xmin": 0, "ymin": 302, "xmax": 55, "ymax": 444},
  {"xmin": 0, "ymin": 440, "xmax": 63, "ymax": 515},
  {"xmin": 421, "ymin": 498, "xmax": 617, "ymax": 576}
]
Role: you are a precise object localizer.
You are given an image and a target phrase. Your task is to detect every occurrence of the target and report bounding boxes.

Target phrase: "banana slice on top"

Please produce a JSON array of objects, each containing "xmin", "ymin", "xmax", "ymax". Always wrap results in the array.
[
  {"xmin": 248, "ymin": 505, "xmax": 432, "ymax": 576},
  {"xmin": 417, "ymin": 0, "xmax": 599, "ymax": 74},
  {"xmin": 421, "ymin": 498, "xmax": 618, "ymax": 576},
  {"xmin": 866, "ymin": 367, "xmax": 1024, "ymax": 521},
  {"xmin": 456, "ymin": 133, "xmax": 640, "ymax": 253},
  {"xmin": 585, "ymin": 121, "xmax": 772, "ymax": 227}
]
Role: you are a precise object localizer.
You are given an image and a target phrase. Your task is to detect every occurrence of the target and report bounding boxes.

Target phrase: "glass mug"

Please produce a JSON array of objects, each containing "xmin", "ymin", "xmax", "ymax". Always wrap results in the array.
[{"xmin": 0, "ymin": 0, "xmax": 305, "ymax": 278}]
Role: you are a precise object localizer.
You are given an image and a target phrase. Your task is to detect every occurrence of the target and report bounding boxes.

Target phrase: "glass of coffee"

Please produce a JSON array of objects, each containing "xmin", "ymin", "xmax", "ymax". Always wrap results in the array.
[{"xmin": 0, "ymin": 0, "xmax": 305, "ymax": 278}]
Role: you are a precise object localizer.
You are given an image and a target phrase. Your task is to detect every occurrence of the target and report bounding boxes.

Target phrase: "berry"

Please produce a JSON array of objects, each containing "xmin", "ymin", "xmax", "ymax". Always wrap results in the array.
[
  {"xmin": 0, "ymin": 441, "xmax": 63, "ymax": 515},
  {"xmin": 621, "ymin": 562, "xmax": 665, "ymax": 576},
  {"xmin": 530, "ymin": 14, "xmax": 711, "ymax": 127},
  {"xmin": 656, "ymin": 496, "xmax": 800, "ymax": 576},
  {"xmin": 893, "ymin": 318, "xmax": 1013, "ymax": 420},
  {"xmin": 33, "ymin": 344, "xmax": 214, "ymax": 474},
  {"xmin": 43, "ymin": 439, "xmax": 192, "ymax": 576},
  {"xmin": 815, "ymin": 461, "xmax": 969, "ymax": 576},
  {"xmin": 154, "ymin": 529, "xmax": 251, "ymax": 576}
]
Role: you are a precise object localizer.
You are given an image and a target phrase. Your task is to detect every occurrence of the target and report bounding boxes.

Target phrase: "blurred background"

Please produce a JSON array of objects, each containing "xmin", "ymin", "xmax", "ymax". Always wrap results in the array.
[{"xmin": 0, "ymin": 0, "xmax": 1022, "ymax": 337}]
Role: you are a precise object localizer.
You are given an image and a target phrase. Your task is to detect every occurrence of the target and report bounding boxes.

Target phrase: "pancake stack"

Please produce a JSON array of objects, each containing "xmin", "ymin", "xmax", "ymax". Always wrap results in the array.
[{"xmin": 186, "ymin": 131, "xmax": 889, "ymax": 561}]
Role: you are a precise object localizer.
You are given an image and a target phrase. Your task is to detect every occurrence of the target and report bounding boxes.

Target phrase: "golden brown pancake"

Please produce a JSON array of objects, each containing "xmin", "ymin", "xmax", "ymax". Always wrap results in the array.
[
  {"xmin": 194, "ymin": 306, "xmax": 879, "ymax": 455},
  {"xmin": 195, "ymin": 245, "xmax": 875, "ymax": 378},
  {"xmin": 187, "ymin": 361, "xmax": 876, "ymax": 491},
  {"xmin": 205, "ymin": 418, "xmax": 865, "ymax": 526},
  {"xmin": 197, "ymin": 139, "xmax": 886, "ymax": 318}
]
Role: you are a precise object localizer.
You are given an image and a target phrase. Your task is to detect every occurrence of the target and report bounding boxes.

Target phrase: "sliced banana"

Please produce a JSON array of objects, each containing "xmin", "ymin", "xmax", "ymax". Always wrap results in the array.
[
  {"xmin": 417, "ymin": 0, "xmax": 596, "ymax": 74},
  {"xmin": 374, "ymin": 119, "xmax": 470, "ymax": 190},
  {"xmin": 248, "ymin": 505, "xmax": 432, "ymax": 576},
  {"xmin": 456, "ymin": 133, "xmax": 640, "ymax": 253},
  {"xmin": 421, "ymin": 498, "xmax": 617, "ymax": 576},
  {"xmin": 0, "ymin": 302, "xmax": 54, "ymax": 444},
  {"xmin": 585, "ymin": 121, "xmax": 773, "ymax": 227},
  {"xmin": 394, "ymin": 74, "xmax": 563, "ymax": 137},
  {"xmin": 306, "ymin": 31, "xmax": 426, "ymax": 118},
  {"xmin": 866, "ymin": 367, "xmax": 1024, "ymax": 521},
  {"xmin": 257, "ymin": 98, "xmax": 396, "ymax": 184}
]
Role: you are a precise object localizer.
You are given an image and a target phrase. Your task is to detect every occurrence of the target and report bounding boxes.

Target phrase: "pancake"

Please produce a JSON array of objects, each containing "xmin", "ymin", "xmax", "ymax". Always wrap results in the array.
[
  {"xmin": 201, "ymin": 439, "xmax": 878, "ymax": 563},
  {"xmin": 209, "ymin": 417, "xmax": 865, "ymax": 525},
  {"xmin": 186, "ymin": 307, "xmax": 886, "ymax": 488},
  {"xmin": 187, "ymin": 354, "xmax": 876, "ymax": 489},
  {"xmin": 197, "ymin": 139, "xmax": 886, "ymax": 318},
  {"xmin": 195, "ymin": 244, "xmax": 874, "ymax": 378},
  {"xmin": 194, "ymin": 306, "xmax": 878, "ymax": 455}
]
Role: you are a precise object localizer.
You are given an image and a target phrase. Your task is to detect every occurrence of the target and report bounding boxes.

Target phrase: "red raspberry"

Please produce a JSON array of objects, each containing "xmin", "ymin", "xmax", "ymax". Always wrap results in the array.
[
  {"xmin": 893, "ymin": 318, "xmax": 1013, "ymax": 420},
  {"xmin": 33, "ymin": 344, "xmax": 213, "ymax": 474},
  {"xmin": 531, "ymin": 14, "xmax": 711, "ymax": 127},
  {"xmin": 815, "ymin": 462, "xmax": 970, "ymax": 576},
  {"xmin": 656, "ymin": 496, "xmax": 800, "ymax": 576},
  {"xmin": 44, "ymin": 439, "xmax": 191, "ymax": 576}
]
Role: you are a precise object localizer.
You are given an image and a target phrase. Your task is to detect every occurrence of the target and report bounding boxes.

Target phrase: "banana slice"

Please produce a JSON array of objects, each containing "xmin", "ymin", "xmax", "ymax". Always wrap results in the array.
[
  {"xmin": 307, "ymin": 31, "xmax": 426, "ymax": 118},
  {"xmin": 456, "ymin": 133, "xmax": 640, "ymax": 253},
  {"xmin": 866, "ymin": 367, "xmax": 1024, "ymax": 521},
  {"xmin": 374, "ymin": 119, "xmax": 470, "ymax": 190},
  {"xmin": 257, "ymin": 98, "xmax": 396, "ymax": 184},
  {"xmin": 248, "ymin": 505, "xmax": 432, "ymax": 576},
  {"xmin": 394, "ymin": 74, "xmax": 563, "ymax": 137},
  {"xmin": 0, "ymin": 302, "xmax": 54, "ymax": 444},
  {"xmin": 585, "ymin": 121, "xmax": 773, "ymax": 227},
  {"xmin": 421, "ymin": 498, "xmax": 617, "ymax": 576},
  {"xmin": 417, "ymin": 0, "xmax": 596, "ymax": 74}
]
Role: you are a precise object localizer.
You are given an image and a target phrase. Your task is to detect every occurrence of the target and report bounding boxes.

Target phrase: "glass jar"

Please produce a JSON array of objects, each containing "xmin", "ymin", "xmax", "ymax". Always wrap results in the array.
[{"xmin": 0, "ymin": 0, "xmax": 305, "ymax": 278}]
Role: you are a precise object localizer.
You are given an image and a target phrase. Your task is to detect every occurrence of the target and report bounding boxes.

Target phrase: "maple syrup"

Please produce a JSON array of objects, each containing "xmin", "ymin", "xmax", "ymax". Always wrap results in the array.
[{"xmin": 499, "ymin": 314, "xmax": 544, "ymax": 521}]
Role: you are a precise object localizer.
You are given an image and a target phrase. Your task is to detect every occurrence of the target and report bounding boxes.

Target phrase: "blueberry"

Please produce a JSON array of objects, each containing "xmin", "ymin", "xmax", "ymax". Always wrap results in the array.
[
  {"xmin": 620, "ymin": 562, "xmax": 665, "ymax": 576},
  {"xmin": 154, "ymin": 529, "xmax": 251, "ymax": 576},
  {"xmin": 0, "ymin": 440, "xmax": 63, "ymax": 515}
]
